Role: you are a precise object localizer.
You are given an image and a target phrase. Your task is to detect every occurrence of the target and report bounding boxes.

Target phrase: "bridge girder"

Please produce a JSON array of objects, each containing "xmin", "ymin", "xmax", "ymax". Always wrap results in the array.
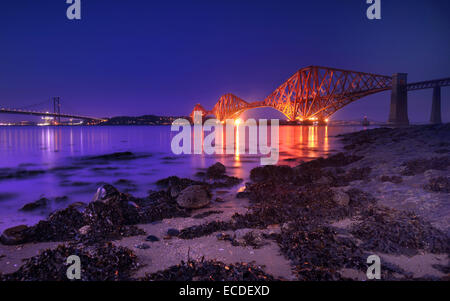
[{"xmin": 193, "ymin": 66, "xmax": 393, "ymax": 121}]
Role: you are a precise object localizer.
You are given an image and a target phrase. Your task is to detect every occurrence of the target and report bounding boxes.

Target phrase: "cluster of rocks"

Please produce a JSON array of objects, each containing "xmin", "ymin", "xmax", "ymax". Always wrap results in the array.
[
  {"xmin": 196, "ymin": 162, "xmax": 243, "ymax": 188},
  {"xmin": 176, "ymin": 153, "xmax": 376, "ymax": 242},
  {"xmin": 176, "ymin": 140, "xmax": 449, "ymax": 280},
  {"xmin": 1, "ymin": 162, "xmax": 243, "ymax": 246},
  {"xmin": 1, "ymin": 185, "xmax": 150, "ymax": 245},
  {"xmin": 340, "ymin": 124, "xmax": 450, "ymax": 152}
]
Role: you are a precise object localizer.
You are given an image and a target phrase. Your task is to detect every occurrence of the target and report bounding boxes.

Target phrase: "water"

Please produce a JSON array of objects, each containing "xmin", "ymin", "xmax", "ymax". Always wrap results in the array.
[{"xmin": 0, "ymin": 125, "xmax": 371, "ymax": 232}]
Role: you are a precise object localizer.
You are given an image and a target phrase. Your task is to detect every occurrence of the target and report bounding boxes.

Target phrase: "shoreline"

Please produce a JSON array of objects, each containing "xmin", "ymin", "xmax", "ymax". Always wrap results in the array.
[{"xmin": 0, "ymin": 124, "xmax": 449, "ymax": 281}]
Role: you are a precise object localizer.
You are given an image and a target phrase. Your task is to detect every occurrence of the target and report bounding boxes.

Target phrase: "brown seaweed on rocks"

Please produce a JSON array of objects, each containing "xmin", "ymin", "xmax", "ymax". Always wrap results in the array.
[
  {"xmin": 350, "ymin": 206, "xmax": 450, "ymax": 255},
  {"xmin": 249, "ymin": 153, "xmax": 364, "ymax": 186},
  {"xmin": 380, "ymin": 175, "xmax": 403, "ymax": 184},
  {"xmin": 25, "ymin": 207, "xmax": 85, "ymax": 243},
  {"xmin": 274, "ymin": 221, "xmax": 365, "ymax": 278},
  {"xmin": 178, "ymin": 185, "xmax": 373, "ymax": 240},
  {"xmin": 0, "ymin": 243, "xmax": 138, "ymax": 281},
  {"xmin": 400, "ymin": 156, "xmax": 450, "ymax": 176},
  {"xmin": 423, "ymin": 176, "xmax": 450, "ymax": 193},
  {"xmin": 140, "ymin": 259, "xmax": 276, "ymax": 281},
  {"xmin": 3, "ymin": 184, "xmax": 187, "ymax": 245}
]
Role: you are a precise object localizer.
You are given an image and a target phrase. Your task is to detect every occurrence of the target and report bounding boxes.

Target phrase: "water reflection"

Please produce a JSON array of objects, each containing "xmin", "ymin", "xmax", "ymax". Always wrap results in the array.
[
  {"xmin": 0, "ymin": 125, "xmax": 336, "ymax": 167},
  {"xmin": 0, "ymin": 124, "xmax": 370, "ymax": 232}
]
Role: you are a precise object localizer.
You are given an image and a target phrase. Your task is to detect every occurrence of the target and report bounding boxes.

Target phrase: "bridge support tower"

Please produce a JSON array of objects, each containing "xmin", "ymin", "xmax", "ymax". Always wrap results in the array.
[
  {"xmin": 53, "ymin": 97, "xmax": 61, "ymax": 124},
  {"xmin": 430, "ymin": 86, "xmax": 442, "ymax": 124},
  {"xmin": 388, "ymin": 73, "xmax": 409, "ymax": 126}
]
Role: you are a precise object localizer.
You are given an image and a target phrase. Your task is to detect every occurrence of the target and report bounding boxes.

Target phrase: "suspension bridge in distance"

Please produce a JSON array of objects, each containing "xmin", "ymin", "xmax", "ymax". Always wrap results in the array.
[{"xmin": 0, "ymin": 97, "xmax": 106, "ymax": 124}]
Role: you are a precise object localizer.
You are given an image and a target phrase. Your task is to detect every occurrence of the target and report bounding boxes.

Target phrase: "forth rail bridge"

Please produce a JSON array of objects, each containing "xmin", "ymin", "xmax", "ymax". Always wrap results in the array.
[
  {"xmin": 0, "ymin": 66, "xmax": 448, "ymax": 126},
  {"xmin": 191, "ymin": 66, "xmax": 449, "ymax": 125}
]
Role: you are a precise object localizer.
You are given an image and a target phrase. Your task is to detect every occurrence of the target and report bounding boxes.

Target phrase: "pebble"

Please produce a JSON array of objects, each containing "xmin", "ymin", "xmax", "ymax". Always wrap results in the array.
[
  {"xmin": 135, "ymin": 243, "xmax": 150, "ymax": 250},
  {"xmin": 145, "ymin": 235, "xmax": 160, "ymax": 242},
  {"xmin": 167, "ymin": 228, "xmax": 180, "ymax": 236}
]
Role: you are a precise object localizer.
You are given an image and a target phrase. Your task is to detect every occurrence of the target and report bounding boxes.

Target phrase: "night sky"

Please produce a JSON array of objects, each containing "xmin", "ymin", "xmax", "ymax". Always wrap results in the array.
[{"xmin": 0, "ymin": 0, "xmax": 449, "ymax": 122}]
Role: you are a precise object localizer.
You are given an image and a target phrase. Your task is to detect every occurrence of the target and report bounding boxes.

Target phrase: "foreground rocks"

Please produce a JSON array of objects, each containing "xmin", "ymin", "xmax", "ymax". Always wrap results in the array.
[
  {"xmin": 350, "ymin": 206, "xmax": 449, "ymax": 255},
  {"xmin": 1, "ymin": 125, "xmax": 449, "ymax": 281},
  {"xmin": 20, "ymin": 197, "xmax": 49, "ymax": 211},
  {"xmin": 141, "ymin": 259, "xmax": 275, "ymax": 281},
  {"xmin": 206, "ymin": 162, "xmax": 226, "ymax": 179},
  {"xmin": 0, "ymin": 243, "xmax": 138, "ymax": 281},
  {"xmin": 176, "ymin": 185, "xmax": 211, "ymax": 209},
  {"xmin": 0, "ymin": 162, "xmax": 243, "ymax": 247},
  {"xmin": 0, "ymin": 225, "xmax": 29, "ymax": 245},
  {"xmin": 176, "ymin": 125, "xmax": 450, "ymax": 280},
  {"xmin": 0, "ymin": 183, "xmax": 188, "ymax": 245}
]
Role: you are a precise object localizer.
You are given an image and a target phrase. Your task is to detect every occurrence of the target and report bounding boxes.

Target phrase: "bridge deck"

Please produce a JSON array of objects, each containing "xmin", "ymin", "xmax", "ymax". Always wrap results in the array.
[
  {"xmin": 0, "ymin": 108, "xmax": 104, "ymax": 121},
  {"xmin": 407, "ymin": 77, "xmax": 450, "ymax": 91}
]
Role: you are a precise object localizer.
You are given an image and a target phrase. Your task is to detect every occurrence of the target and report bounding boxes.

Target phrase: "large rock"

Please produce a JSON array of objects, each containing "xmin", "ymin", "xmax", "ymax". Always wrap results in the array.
[
  {"xmin": 176, "ymin": 185, "xmax": 211, "ymax": 209},
  {"xmin": 20, "ymin": 197, "xmax": 49, "ymax": 211},
  {"xmin": 332, "ymin": 189, "xmax": 350, "ymax": 206},
  {"xmin": 250, "ymin": 165, "xmax": 294, "ymax": 183},
  {"xmin": 92, "ymin": 184, "xmax": 121, "ymax": 204},
  {"xmin": 0, "ymin": 225, "xmax": 29, "ymax": 245},
  {"xmin": 86, "ymin": 184, "xmax": 142, "ymax": 236},
  {"xmin": 206, "ymin": 162, "xmax": 226, "ymax": 179},
  {"xmin": 156, "ymin": 176, "xmax": 203, "ymax": 198}
]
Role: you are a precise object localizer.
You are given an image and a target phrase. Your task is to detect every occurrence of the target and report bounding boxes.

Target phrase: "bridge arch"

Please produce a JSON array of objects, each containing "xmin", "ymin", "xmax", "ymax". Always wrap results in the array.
[{"xmin": 192, "ymin": 66, "xmax": 392, "ymax": 122}]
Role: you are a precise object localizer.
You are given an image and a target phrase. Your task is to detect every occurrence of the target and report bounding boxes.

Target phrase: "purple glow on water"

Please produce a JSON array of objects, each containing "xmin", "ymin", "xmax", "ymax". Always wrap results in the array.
[{"xmin": 0, "ymin": 125, "xmax": 369, "ymax": 232}]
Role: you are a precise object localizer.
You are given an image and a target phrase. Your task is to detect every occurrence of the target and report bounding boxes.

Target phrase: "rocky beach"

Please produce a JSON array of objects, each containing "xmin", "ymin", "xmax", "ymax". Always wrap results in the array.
[{"xmin": 0, "ymin": 124, "xmax": 449, "ymax": 281}]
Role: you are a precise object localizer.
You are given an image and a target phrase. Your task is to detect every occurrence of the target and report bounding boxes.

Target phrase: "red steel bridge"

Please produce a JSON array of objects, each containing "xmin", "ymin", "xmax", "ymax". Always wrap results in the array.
[{"xmin": 191, "ymin": 66, "xmax": 449, "ymax": 125}]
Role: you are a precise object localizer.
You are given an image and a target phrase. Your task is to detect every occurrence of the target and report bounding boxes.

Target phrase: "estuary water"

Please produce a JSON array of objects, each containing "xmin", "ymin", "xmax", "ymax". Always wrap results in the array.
[{"xmin": 0, "ymin": 125, "xmax": 371, "ymax": 232}]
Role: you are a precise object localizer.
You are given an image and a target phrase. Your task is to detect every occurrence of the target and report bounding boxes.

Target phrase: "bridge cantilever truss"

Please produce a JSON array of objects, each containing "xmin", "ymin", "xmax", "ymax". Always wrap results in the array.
[{"xmin": 192, "ymin": 66, "xmax": 392, "ymax": 121}]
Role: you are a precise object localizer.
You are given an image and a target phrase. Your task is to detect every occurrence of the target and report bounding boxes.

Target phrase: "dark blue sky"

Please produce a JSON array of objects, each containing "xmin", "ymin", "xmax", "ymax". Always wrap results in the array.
[{"xmin": 0, "ymin": 0, "xmax": 449, "ymax": 122}]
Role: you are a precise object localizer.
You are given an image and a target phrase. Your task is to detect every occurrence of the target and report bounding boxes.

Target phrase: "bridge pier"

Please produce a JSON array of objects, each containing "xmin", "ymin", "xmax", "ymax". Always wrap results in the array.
[
  {"xmin": 430, "ymin": 86, "xmax": 442, "ymax": 124},
  {"xmin": 388, "ymin": 73, "xmax": 409, "ymax": 126}
]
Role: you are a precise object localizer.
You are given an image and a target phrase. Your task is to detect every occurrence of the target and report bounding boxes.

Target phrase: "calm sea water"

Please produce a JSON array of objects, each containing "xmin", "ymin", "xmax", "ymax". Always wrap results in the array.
[{"xmin": 0, "ymin": 125, "xmax": 371, "ymax": 232}]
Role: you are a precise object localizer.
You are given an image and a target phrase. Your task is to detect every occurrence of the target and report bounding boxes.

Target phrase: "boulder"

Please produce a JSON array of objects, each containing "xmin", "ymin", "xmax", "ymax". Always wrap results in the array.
[
  {"xmin": 92, "ymin": 184, "xmax": 121, "ymax": 204},
  {"xmin": 176, "ymin": 185, "xmax": 211, "ymax": 209},
  {"xmin": 167, "ymin": 228, "xmax": 180, "ymax": 236},
  {"xmin": 332, "ymin": 189, "xmax": 350, "ymax": 206},
  {"xmin": 156, "ymin": 176, "xmax": 203, "ymax": 198},
  {"xmin": 20, "ymin": 197, "xmax": 49, "ymax": 211},
  {"xmin": 206, "ymin": 162, "xmax": 226, "ymax": 179},
  {"xmin": 146, "ymin": 235, "xmax": 160, "ymax": 242},
  {"xmin": 0, "ymin": 225, "xmax": 29, "ymax": 245}
]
